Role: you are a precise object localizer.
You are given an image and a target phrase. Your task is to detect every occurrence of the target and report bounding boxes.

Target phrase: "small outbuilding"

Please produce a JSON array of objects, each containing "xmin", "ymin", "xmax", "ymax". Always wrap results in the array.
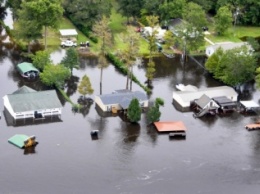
[
  {"xmin": 239, "ymin": 100, "xmax": 259, "ymax": 114},
  {"xmin": 17, "ymin": 62, "xmax": 39, "ymax": 78},
  {"xmin": 59, "ymin": 29, "xmax": 78, "ymax": 42},
  {"xmin": 8, "ymin": 134, "xmax": 38, "ymax": 149}
]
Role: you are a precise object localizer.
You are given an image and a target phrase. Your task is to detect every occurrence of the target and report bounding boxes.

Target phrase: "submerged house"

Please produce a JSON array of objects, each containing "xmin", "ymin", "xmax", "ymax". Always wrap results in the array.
[
  {"xmin": 17, "ymin": 62, "xmax": 39, "ymax": 78},
  {"xmin": 172, "ymin": 86, "xmax": 238, "ymax": 112},
  {"xmin": 95, "ymin": 89, "xmax": 148, "ymax": 113},
  {"xmin": 192, "ymin": 94, "xmax": 219, "ymax": 117},
  {"xmin": 3, "ymin": 86, "xmax": 62, "ymax": 120}
]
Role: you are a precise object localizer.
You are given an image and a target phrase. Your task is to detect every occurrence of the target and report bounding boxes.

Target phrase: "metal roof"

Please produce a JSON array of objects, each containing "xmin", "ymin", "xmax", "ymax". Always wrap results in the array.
[
  {"xmin": 8, "ymin": 134, "xmax": 29, "ymax": 148},
  {"xmin": 240, "ymin": 101, "xmax": 259, "ymax": 108},
  {"xmin": 59, "ymin": 29, "xmax": 78, "ymax": 36},
  {"xmin": 7, "ymin": 86, "xmax": 62, "ymax": 112},
  {"xmin": 98, "ymin": 91, "xmax": 147, "ymax": 107},
  {"xmin": 12, "ymin": 85, "xmax": 36, "ymax": 94},
  {"xmin": 17, "ymin": 62, "xmax": 39, "ymax": 74}
]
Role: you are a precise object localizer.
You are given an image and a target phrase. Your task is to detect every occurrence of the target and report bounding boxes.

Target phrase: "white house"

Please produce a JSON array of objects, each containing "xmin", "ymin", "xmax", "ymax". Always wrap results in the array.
[
  {"xmin": 205, "ymin": 42, "xmax": 253, "ymax": 57},
  {"xmin": 3, "ymin": 86, "xmax": 62, "ymax": 120},
  {"xmin": 95, "ymin": 89, "xmax": 148, "ymax": 112},
  {"xmin": 172, "ymin": 86, "xmax": 238, "ymax": 111}
]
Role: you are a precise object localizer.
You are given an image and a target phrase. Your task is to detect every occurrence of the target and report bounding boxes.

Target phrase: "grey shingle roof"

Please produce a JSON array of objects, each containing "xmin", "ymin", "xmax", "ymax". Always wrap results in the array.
[
  {"xmin": 7, "ymin": 86, "xmax": 62, "ymax": 112},
  {"xmin": 99, "ymin": 91, "xmax": 147, "ymax": 107},
  {"xmin": 196, "ymin": 94, "xmax": 211, "ymax": 109}
]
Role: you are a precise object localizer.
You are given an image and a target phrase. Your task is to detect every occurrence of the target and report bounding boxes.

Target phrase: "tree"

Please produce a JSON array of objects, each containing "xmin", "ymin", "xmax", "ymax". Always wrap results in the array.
[
  {"xmin": 147, "ymin": 97, "xmax": 164, "ymax": 124},
  {"xmin": 116, "ymin": 0, "xmax": 144, "ymax": 22},
  {"xmin": 16, "ymin": 2, "xmax": 42, "ymax": 53},
  {"xmin": 118, "ymin": 26, "xmax": 140, "ymax": 90},
  {"xmin": 172, "ymin": 2, "xmax": 207, "ymax": 60},
  {"xmin": 40, "ymin": 64, "xmax": 70, "ymax": 88},
  {"xmin": 158, "ymin": 0, "xmax": 186, "ymax": 26},
  {"xmin": 78, "ymin": 74, "xmax": 94, "ymax": 98},
  {"xmin": 205, "ymin": 46, "xmax": 257, "ymax": 87},
  {"xmin": 63, "ymin": 0, "xmax": 111, "ymax": 30},
  {"xmin": 214, "ymin": 6, "xmax": 233, "ymax": 35},
  {"xmin": 20, "ymin": 0, "xmax": 63, "ymax": 50},
  {"xmin": 145, "ymin": 15, "xmax": 159, "ymax": 87},
  {"xmin": 162, "ymin": 30, "xmax": 175, "ymax": 55},
  {"xmin": 31, "ymin": 50, "xmax": 52, "ymax": 71},
  {"xmin": 92, "ymin": 15, "xmax": 112, "ymax": 94},
  {"xmin": 127, "ymin": 98, "xmax": 141, "ymax": 123},
  {"xmin": 61, "ymin": 47, "xmax": 79, "ymax": 75}
]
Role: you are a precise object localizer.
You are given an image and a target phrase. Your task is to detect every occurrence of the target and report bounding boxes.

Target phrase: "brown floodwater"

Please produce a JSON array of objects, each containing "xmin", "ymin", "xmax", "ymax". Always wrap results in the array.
[{"xmin": 1, "ymin": 12, "xmax": 260, "ymax": 194}]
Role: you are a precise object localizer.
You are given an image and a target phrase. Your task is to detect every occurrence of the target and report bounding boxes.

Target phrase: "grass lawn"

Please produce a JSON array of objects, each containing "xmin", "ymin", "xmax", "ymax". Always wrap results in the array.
[{"xmin": 205, "ymin": 25, "xmax": 260, "ymax": 44}]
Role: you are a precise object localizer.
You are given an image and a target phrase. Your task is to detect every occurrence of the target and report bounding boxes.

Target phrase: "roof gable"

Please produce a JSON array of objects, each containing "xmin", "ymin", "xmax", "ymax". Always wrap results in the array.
[
  {"xmin": 12, "ymin": 86, "xmax": 36, "ymax": 94},
  {"xmin": 196, "ymin": 94, "xmax": 211, "ymax": 108},
  {"xmin": 17, "ymin": 62, "xmax": 39, "ymax": 73}
]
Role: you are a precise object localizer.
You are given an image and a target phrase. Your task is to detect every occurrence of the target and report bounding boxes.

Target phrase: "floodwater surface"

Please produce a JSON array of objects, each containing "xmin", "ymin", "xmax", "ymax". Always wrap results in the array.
[{"xmin": 1, "ymin": 17, "xmax": 260, "ymax": 194}]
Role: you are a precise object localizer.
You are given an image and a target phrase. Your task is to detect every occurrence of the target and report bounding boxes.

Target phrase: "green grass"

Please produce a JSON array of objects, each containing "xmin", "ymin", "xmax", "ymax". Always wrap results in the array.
[{"xmin": 205, "ymin": 25, "xmax": 260, "ymax": 44}]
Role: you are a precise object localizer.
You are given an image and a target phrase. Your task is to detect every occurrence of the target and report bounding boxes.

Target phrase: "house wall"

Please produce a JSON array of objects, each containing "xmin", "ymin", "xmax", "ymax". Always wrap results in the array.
[
  {"xmin": 94, "ymin": 97, "xmax": 107, "ymax": 112},
  {"xmin": 14, "ymin": 108, "xmax": 62, "ymax": 119},
  {"xmin": 204, "ymin": 100, "xmax": 219, "ymax": 109}
]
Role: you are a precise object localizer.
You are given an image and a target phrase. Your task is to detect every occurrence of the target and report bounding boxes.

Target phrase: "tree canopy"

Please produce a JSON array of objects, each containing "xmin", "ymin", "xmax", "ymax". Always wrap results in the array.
[
  {"xmin": 40, "ymin": 64, "xmax": 70, "ymax": 88},
  {"xmin": 78, "ymin": 74, "xmax": 94, "ymax": 97},
  {"xmin": 61, "ymin": 47, "xmax": 79, "ymax": 75},
  {"xmin": 127, "ymin": 98, "xmax": 142, "ymax": 123},
  {"xmin": 31, "ymin": 50, "xmax": 52, "ymax": 71},
  {"xmin": 205, "ymin": 46, "xmax": 257, "ymax": 86},
  {"xmin": 214, "ymin": 6, "xmax": 233, "ymax": 35}
]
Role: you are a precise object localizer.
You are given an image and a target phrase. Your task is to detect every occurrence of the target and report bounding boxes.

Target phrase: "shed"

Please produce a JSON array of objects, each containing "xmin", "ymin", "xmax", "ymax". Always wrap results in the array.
[
  {"xmin": 59, "ymin": 29, "xmax": 78, "ymax": 37},
  {"xmin": 59, "ymin": 29, "xmax": 78, "ymax": 41},
  {"xmin": 8, "ymin": 134, "xmax": 38, "ymax": 149},
  {"xmin": 213, "ymin": 96, "xmax": 237, "ymax": 109},
  {"xmin": 239, "ymin": 100, "xmax": 259, "ymax": 113},
  {"xmin": 17, "ymin": 62, "xmax": 39, "ymax": 78}
]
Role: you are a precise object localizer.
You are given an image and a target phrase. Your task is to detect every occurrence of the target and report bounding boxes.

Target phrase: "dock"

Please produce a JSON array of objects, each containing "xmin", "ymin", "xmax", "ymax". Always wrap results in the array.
[
  {"xmin": 245, "ymin": 124, "xmax": 260, "ymax": 131},
  {"xmin": 154, "ymin": 121, "xmax": 187, "ymax": 138}
]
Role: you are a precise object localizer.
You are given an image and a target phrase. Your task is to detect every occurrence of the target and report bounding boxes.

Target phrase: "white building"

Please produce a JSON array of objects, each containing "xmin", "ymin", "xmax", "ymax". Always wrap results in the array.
[
  {"xmin": 205, "ymin": 42, "xmax": 253, "ymax": 57},
  {"xmin": 3, "ymin": 86, "xmax": 62, "ymax": 120}
]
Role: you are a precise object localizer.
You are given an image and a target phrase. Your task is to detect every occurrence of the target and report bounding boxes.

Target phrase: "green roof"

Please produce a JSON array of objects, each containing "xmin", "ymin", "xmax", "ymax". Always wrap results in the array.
[
  {"xmin": 7, "ymin": 86, "xmax": 62, "ymax": 112},
  {"xmin": 8, "ymin": 134, "xmax": 29, "ymax": 148},
  {"xmin": 17, "ymin": 62, "xmax": 39, "ymax": 74}
]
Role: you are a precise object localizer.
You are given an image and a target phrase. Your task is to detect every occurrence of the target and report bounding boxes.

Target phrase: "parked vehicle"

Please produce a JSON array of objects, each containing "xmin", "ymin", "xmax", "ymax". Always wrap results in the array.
[{"xmin": 61, "ymin": 40, "xmax": 77, "ymax": 47}]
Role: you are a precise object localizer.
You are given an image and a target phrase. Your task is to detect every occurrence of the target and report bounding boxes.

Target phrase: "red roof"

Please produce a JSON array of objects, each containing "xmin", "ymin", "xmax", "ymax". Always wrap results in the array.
[{"xmin": 154, "ymin": 121, "xmax": 187, "ymax": 132}]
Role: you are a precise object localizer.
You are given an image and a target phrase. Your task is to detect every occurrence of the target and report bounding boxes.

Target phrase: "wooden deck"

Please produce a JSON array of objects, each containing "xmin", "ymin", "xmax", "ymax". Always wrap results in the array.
[
  {"xmin": 154, "ymin": 121, "xmax": 187, "ymax": 133},
  {"xmin": 245, "ymin": 123, "xmax": 260, "ymax": 131}
]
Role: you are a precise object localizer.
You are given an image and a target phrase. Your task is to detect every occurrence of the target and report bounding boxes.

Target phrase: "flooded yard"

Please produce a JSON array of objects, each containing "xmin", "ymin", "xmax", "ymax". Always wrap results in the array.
[
  {"xmin": 1, "ymin": 9, "xmax": 260, "ymax": 193},
  {"xmin": 1, "ymin": 41, "xmax": 260, "ymax": 193}
]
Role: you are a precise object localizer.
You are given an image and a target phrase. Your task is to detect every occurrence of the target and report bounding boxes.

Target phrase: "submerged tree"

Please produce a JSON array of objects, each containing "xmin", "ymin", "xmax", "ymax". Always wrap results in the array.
[
  {"xmin": 78, "ymin": 74, "xmax": 94, "ymax": 98},
  {"xmin": 147, "ymin": 97, "xmax": 164, "ymax": 124},
  {"xmin": 145, "ymin": 15, "xmax": 159, "ymax": 87},
  {"xmin": 127, "ymin": 98, "xmax": 142, "ymax": 123},
  {"xmin": 92, "ymin": 15, "xmax": 112, "ymax": 94},
  {"xmin": 118, "ymin": 26, "xmax": 141, "ymax": 90},
  {"xmin": 61, "ymin": 47, "xmax": 79, "ymax": 75}
]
